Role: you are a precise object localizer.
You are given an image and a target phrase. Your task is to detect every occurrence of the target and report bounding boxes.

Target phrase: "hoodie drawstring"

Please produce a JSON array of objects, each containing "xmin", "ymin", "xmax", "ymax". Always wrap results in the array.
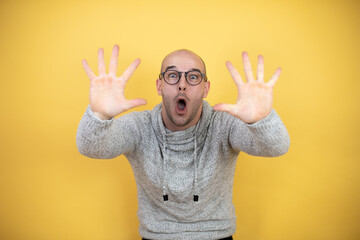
[
  {"xmin": 193, "ymin": 132, "xmax": 199, "ymax": 202},
  {"xmin": 162, "ymin": 140, "xmax": 168, "ymax": 201},
  {"xmin": 162, "ymin": 132, "xmax": 199, "ymax": 202}
]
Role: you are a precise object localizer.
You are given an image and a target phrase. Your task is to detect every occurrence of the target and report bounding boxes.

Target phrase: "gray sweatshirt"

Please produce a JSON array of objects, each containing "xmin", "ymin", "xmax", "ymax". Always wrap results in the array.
[{"xmin": 76, "ymin": 101, "xmax": 290, "ymax": 240}]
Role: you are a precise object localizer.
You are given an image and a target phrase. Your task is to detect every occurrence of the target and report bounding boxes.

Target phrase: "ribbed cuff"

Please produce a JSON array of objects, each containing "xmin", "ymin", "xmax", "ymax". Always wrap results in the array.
[
  {"xmin": 82, "ymin": 105, "xmax": 114, "ymax": 131},
  {"xmin": 245, "ymin": 109, "xmax": 282, "ymax": 134}
]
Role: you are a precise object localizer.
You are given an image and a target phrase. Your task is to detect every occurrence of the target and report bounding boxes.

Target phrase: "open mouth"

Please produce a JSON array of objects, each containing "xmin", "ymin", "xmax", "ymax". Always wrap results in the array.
[
  {"xmin": 176, "ymin": 98, "xmax": 187, "ymax": 114},
  {"xmin": 178, "ymin": 99, "xmax": 186, "ymax": 110}
]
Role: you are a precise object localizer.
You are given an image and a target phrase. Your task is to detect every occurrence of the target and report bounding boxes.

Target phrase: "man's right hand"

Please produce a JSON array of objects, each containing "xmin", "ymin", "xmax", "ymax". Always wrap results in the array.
[{"xmin": 82, "ymin": 45, "xmax": 147, "ymax": 120}]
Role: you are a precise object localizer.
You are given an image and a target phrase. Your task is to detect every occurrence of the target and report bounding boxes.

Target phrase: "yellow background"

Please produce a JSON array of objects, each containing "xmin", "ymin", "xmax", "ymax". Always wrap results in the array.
[{"xmin": 1, "ymin": 0, "xmax": 359, "ymax": 239}]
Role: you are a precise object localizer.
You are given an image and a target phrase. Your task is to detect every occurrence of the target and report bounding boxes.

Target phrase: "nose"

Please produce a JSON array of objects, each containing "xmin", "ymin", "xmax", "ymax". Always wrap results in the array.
[{"xmin": 178, "ymin": 73, "xmax": 187, "ymax": 91}]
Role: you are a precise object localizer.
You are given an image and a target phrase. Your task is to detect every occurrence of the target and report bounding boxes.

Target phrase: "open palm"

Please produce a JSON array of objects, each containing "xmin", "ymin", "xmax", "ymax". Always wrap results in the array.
[
  {"xmin": 214, "ymin": 52, "xmax": 281, "ymax": 124},
  {"xmin": 82, "ymin": 45, "xmax": 147, "ymax": 120}
]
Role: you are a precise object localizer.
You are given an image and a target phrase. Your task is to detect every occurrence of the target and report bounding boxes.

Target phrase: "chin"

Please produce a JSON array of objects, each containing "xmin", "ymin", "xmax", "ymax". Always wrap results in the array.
[{"xmin": 171, "ymin": 114, "xmax": 191, "ymax": 128}]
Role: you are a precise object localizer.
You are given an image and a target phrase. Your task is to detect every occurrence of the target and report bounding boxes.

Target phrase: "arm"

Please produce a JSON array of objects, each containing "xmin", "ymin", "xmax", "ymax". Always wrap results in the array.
[
  {"xmin": 214, "ymin": 52, "xmax": 290, "ymax": 157},
  {"xmin": 76, "ymin": 45, "xmax": 147, "ymax": 158},
  {"xmin": 76, "ymin": 106, "xmax": 144, "ymax": 159},
  {"xmin": 228, "ymin": 109, "xmax": 290, "ymax": 157}
]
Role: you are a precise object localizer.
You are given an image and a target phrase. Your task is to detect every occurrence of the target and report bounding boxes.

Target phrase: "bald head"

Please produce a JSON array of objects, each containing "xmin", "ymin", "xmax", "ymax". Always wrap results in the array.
[
  {"xmin": 156, "ymin": 49, "xmax": 210, "ymax": 132},
  {"xmin": 160, "ymin": 49, "xmax": 206, "ymax": 75}
]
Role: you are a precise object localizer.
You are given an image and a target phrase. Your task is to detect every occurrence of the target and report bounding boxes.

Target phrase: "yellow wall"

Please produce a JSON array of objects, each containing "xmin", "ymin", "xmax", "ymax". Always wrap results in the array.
[{"xmin": 1, "ymin": 0, "xmax": 359, "ymax": 239}]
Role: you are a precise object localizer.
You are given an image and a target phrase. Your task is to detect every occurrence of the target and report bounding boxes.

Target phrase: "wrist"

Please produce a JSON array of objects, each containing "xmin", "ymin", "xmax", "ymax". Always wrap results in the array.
[{"xmin": 93, "ymin": 111, "xmax": 112, "ymax": 120}]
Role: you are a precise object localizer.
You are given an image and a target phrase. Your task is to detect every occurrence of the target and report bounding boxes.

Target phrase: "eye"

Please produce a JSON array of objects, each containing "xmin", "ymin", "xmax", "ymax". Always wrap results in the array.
[
  {"xmin": 187, "ymin": 71, "xmax": 202, "ymax": 82},
  {"xmin": 189, "ymin": 74, "xmax": 198, "ymax": 80},
  {"xmin": 165, "ymin": 71, "xmax": 179, "ymax": 79},
  {"xmin": 169, "ymin": 73, "xmax": 177, "ymax": 78}
]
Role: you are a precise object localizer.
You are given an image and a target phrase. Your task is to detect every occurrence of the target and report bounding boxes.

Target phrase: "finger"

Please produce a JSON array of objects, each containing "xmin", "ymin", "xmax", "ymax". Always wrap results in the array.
[
  {"xmin": 124, "ymin": 98, "xmax": 147, "ymax": 110},
  {"xmin": 98, "ymin": 48, "xmax": 106, "ymax": 75},
  {"xmin": 120, "ymin": 58, "xmax": 141, "ymax": 83},
  {"xmin": 242, "ymin": 52, "xmax": 255, "ymax": 82},
  {"xmin": 82, "ymin": 59, "xmax": 96, "ymax": 79},
  {"xmin": 257, "ymin": 55, "xmax": 264, "ymax": 82},
  {"xmin": 213, "ymin": 103, "xmax": 237, "ymax": 114},
  {"xmin": 267, "ymin": 67, "xmax": 282, "ymax": 86},
  {"xmin": 109, "ymin": 45, "xmax": 119, "ymax": 76},
  {"xmin": 226, "ymin": 61, "xmax": 244, "ymax": 86}
]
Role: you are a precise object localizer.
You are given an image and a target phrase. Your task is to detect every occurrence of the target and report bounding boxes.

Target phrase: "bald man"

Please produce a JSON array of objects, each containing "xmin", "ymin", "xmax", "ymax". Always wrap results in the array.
[{"xmin": 77, "ymin": 45, "xmax": 290, "ymax": 240}]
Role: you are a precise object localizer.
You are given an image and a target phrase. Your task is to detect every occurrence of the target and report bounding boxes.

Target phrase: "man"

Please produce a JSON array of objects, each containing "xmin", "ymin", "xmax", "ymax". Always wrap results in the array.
[{"xmin": 76, "ymin": 45, "xmax": 290, "ymax": 240}]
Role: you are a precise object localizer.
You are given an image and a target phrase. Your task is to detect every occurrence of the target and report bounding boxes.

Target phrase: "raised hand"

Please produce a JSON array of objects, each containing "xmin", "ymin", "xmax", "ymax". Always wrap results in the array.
[
  {"xmin": 213, "ymin": 52, "xmax": 281, "ymax": 124},
  {"xmin": 82, "ymin": 45, "xmax": 147, "ymax": 120}
]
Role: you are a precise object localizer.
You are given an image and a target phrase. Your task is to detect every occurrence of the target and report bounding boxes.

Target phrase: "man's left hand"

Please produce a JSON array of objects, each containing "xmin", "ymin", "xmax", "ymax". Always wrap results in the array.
[{"xmin": 214, "ymin": 52, "xmax": 281, "ymax": 124}]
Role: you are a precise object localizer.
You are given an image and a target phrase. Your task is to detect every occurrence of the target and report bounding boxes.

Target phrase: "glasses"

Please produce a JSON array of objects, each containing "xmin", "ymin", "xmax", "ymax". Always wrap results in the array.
[{"xmin": 159, "ymin": 69, "xmax": 207, "ymax": 86}]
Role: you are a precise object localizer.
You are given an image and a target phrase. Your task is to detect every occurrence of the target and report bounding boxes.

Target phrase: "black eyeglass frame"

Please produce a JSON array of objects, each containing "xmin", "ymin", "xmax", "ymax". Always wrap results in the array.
[{"xmin": 159, "ymin": 69, "xmax": 208, "ymax": 86}]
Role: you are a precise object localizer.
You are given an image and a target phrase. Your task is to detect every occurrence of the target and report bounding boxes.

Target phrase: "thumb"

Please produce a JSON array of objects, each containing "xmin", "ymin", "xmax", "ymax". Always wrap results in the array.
[
  {"xmin": 213, "ymin": 103, "xmax": 236, "ymax": 113},
  {"xmin": 124, "ymin": 98, "xmax": 147, "ymax": 111}
]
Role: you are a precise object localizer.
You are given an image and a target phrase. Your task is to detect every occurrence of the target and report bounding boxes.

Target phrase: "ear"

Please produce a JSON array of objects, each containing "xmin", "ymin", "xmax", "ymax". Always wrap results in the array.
[
  {"xmin": 203, "ymin": 81, "xmax": 210, "ymax": 98},
  {"xmin": 156, "ymin": 78, "xmax": 162, "ymax": 96}
]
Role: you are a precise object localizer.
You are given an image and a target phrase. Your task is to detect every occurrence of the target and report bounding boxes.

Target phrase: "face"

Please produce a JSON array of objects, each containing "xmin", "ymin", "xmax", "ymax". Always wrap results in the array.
[{"xmin": 156, "ymin": 50, "xmax": 210, "ymax": 132}]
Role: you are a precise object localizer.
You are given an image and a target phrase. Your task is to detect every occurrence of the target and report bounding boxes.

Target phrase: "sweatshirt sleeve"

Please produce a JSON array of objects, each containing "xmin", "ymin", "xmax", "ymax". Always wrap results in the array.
[
  {"xmin": 228, "ymin": 109, "xmax": 290, "ymax": 157},
  {"xmin": 76, "ymin": 106, "xmax": 141, "ymax": 159}
]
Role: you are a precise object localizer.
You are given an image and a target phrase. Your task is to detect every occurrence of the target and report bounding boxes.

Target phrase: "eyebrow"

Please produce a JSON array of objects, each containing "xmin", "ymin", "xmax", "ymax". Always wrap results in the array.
[
  {"xmin": 164, "ymin": 66, "xmax": 202, "ymax": 72},
  {"xmin": 164, "ymin": 66, "xmax": 176, "ymax": 71}
]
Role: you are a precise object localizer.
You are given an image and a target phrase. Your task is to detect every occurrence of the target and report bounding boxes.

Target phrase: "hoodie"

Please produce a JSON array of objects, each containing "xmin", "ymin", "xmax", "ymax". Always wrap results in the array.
[{"xmin": 76, "ymin": 101, "xmax": 290, "ymax": 240}]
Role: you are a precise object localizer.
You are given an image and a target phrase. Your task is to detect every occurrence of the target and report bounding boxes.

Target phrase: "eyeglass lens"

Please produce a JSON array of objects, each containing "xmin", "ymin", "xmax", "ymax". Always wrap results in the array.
[{"xmin": 164, "ymin": 70, "xmax": 203, "ymax": 85}]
